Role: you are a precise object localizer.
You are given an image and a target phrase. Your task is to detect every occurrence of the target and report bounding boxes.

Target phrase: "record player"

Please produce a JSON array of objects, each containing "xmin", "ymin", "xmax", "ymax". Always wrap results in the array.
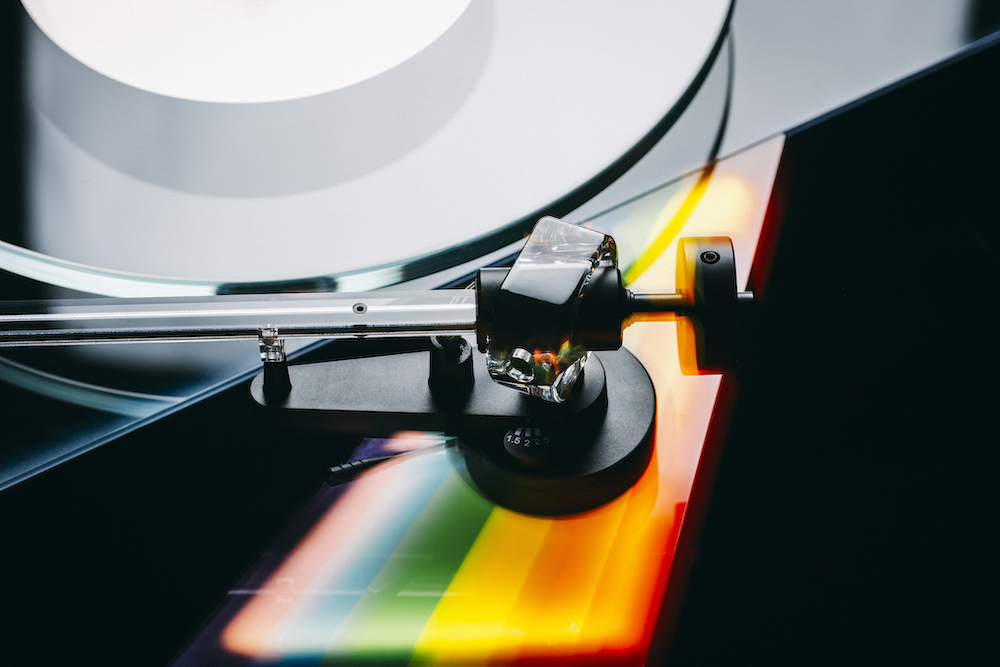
[
  {"xmin": 1, "ymin": 3, "xmax": 996, "ymax": 666},
  {"xmin": 3, "ymin": 214, "xmax": 756, "ymax": 516}
]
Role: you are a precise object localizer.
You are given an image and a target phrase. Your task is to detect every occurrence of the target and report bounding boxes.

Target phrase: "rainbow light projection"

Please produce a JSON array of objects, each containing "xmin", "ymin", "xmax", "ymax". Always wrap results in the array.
[{"xmin": 174, "ymin": 136, "xmax": 785, "ymax": 666}]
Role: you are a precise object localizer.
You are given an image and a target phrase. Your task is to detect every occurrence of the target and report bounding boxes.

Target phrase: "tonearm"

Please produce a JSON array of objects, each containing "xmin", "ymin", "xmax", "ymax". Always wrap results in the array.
[{"xmin": 0, "ymin": 217, "xmax": 753, "ymax": 514}]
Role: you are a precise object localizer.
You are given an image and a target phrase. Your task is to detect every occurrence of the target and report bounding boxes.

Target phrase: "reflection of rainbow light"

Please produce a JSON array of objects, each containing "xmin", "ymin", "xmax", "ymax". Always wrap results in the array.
[
  {"xmin": 221, "ymin": 444, "xmax": 681, "ymax": 666},
  {"xmin": 195, "ymin": 137, "xmax": 785, "ymax": 666}
]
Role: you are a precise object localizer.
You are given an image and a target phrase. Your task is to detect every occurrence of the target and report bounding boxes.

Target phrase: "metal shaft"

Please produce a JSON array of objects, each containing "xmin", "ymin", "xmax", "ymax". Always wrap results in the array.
[
  {"xmin": 0, "ymin": 285, "xmax": 741, "ymax": 350},
  {"xmin": 628, "ymin": 292, "xmax": 690, "ymax": 314},
  {"xmin": 0, "ymin": 291, "xmax": 478, "ymax": 348}
]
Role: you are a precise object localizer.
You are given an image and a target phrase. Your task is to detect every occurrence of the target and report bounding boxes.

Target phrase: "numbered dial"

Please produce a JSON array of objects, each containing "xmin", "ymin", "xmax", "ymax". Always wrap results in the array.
[{"xmin": 502, "ymin": 426, "xmax": 551, "ymax": 465}]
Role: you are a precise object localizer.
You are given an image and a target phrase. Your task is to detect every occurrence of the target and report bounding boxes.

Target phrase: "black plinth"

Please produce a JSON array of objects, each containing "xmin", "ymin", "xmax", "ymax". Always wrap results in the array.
[{"xmin": 250, "ymin": 346, "xmax": 656, "ymax": 516}]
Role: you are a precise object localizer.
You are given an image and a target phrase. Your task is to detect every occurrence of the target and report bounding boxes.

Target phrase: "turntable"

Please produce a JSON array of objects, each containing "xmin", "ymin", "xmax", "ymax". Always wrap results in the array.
[
  {"xmin": 1, "ymin": 2, "xmax": 995, "ymax": 666},
  {"xmin": 0, "ymin": 0, "xmax": 736, "ymax": 488}
]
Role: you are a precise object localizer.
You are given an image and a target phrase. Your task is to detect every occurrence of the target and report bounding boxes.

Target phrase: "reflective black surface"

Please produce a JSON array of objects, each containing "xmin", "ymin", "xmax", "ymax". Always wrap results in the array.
[{"xmin": 669, "ymin": 31, "xmax": 1000, "ymax": 666}]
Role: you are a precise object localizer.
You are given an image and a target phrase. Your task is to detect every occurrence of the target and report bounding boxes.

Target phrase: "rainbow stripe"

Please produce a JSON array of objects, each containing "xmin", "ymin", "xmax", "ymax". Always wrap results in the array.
[{"xmin": 179, "ymin": 136, "xmax": 786, "ymax": 666}]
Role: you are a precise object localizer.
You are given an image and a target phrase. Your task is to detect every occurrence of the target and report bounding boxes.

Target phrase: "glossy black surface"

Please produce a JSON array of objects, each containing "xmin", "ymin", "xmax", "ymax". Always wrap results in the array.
[
  {"xmin": 668, "ymin": 32, "xmax": 999, "ymax": 666},
  {"xmin": 462, "ymin": 349, "xmax": 655, "ymax": 516},
  {"xmin": 0, "ymin": 340, "xmax": 411, "ymax": 666}
]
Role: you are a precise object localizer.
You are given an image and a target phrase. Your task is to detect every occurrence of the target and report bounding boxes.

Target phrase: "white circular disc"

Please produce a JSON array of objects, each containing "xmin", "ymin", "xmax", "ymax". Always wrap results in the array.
[
  {"xmin": 21, "ymin": 0, "xmax": 473, "ymax": 103},
  {"xmin": 22, "ymin": 0, "xmax": 733, "ymax": 284}
]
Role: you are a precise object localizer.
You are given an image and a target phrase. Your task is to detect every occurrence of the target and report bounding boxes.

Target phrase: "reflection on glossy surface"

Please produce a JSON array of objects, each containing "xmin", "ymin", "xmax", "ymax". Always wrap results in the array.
[
  {"xmin": 0, "ymin": 355, "xmax": 180, "ymax": 418},
  {"xmin": 172, "ymin": 136, "xmax": 787, "ymax": 666}
]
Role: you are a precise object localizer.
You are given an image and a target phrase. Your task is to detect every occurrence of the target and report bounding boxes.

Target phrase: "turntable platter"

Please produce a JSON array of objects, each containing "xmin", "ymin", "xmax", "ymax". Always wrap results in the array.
[{"xmin": 17, "ymin": 0, "xmax": 732, "ymax": 285}]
